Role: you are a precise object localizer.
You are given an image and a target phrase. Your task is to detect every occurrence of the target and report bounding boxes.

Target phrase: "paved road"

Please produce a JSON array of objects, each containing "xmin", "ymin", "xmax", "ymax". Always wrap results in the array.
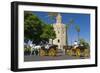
[{"xmin": 24, "ymin": 55, "xmax": 88, "ymax": 62}]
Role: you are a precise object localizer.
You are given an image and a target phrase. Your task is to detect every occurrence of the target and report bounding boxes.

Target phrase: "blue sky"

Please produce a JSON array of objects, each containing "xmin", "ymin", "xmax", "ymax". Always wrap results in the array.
[{"xmin": 32, "ymin": 11, "xmax": 90, "ymax": 45}]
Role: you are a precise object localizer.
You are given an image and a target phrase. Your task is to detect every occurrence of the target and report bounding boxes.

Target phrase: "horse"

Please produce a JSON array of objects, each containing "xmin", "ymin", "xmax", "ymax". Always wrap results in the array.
[{"xmin": 30, "ymin": 44, "xmax": 41, "ymax": 56}]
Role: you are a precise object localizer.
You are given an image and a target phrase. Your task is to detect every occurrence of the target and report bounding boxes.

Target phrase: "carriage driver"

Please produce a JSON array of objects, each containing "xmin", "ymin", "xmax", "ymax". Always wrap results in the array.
[{"xmin": 73, "ymin": 41, "xmax": 79, "ymax": 49}]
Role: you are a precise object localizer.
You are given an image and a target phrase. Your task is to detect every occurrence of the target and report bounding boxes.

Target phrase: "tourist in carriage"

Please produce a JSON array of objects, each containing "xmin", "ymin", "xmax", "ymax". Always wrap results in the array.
[{"xmin": 73, "ymin": 41, "xmax": 79, "ymax": 49}]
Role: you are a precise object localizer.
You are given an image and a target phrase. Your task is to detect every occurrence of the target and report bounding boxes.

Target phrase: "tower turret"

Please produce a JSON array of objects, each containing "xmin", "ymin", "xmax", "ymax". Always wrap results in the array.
[{"xmin": 56, "ymin": 13, "xmax": 62, "ymax": 24}]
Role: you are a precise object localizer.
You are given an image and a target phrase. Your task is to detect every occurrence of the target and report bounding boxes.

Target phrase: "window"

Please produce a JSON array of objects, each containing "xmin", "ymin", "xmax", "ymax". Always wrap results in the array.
[
  {"xmin": 58, "ymin": 31, "xmax": 59, "ymax": 33},
  {"xmin": 58, "ymin": 39, "xmax": 60, "ymax": 43}
]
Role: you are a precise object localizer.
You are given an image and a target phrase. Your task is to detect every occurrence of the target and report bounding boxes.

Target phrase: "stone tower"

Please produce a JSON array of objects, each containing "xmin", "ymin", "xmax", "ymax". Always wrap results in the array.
[{"xmin": 53, "ymin": 13, "xmax": 66, "ymax": 50}]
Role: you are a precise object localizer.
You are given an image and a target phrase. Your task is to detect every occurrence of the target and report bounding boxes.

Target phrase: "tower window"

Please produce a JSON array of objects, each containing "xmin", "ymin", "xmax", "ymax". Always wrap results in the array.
[
  {"xmin": 58, "ymin": 31, "xmax": 59, "ymax": 33},
  {"xmin": 58, "ymin": 39, "xmax": 60, "ymax": 43}
]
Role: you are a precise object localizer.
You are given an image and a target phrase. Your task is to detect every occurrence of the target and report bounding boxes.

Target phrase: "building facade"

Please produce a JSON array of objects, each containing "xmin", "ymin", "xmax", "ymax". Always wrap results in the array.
[{"xmin": 52, "ymin": 13, "xmax": 66, "ymax": 50}]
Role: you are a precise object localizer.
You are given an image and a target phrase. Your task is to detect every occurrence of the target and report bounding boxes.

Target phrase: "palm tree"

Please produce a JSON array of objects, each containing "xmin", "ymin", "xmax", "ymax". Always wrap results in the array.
[
  {"xmin": 66, "ymin": 24, "xmax": 69, "ymax": 46},
  {"xmin": 66, "ymin": 19, "xmax": 74, "ymax": 46},
  {"xmin": 75, "ymin": 25, "xmax": 80, "ymax": 43},
  {"xmin": 48, "ymin": 12, "xmax": 58, "ymax": 24}
]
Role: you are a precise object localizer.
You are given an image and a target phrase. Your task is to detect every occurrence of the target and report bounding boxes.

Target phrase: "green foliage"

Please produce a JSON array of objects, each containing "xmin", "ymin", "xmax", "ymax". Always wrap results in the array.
[
  {"xmin": 75, "ymin": 25, "xmax": 80, "ymax": 32},
  {"xmin": 65, "ymin": 19, "xmax": 74, "ymax": 46},
  {"xmin": 66, "ymin": 24, "xmax": 69, "ymax": 30},
  {"xmin": 69, "ymin": 19, "xmax": 74, "ymax": 24},
  {"xmin": 48, "ymin": 12, "xmax": 58, "ymax": 22},
  {"xmin": 75, "ymin": 25, "xmax": 80, "ymax": 42},
  {"xmin": 24, "ymin": 11, "xmax": 44, "ymax": 41},
  {"xmin": 79, "ymin": 38, "xmax": 90, "ymax": 49},
  {"xmin": 40, "ymin": 24, "xmax": 56, "ymax": 41},
  {"xmin": 24, "ymin": 11, "xmax": 56, "ymax": 43}
]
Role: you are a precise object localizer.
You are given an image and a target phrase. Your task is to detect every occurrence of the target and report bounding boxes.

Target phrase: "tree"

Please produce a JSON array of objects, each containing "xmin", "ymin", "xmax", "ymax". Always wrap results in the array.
[
  {"xmin": 40, "ymin": 24, "xmax": 56, "ymax": 44},
  {"xmin": 24, "ymin": 11, "xmax": 56, "ymax": 45},
  {"xmin": 48, "ymin": 12, "xmax": 58, "ymax": 24},
  {"xmin": 79, "ymin": 38, "xmax": 90, "ymax": 49},
  {"xmin": 48, "ymin": 12, "xmax": 58, "ymax": 19},
  {"xmin": 24, "ymin": 11, "xmax": 45, "ymax": 44},
  {"xmin": 66, "ymin": 19, "xmax": 74, "ymax": 46},
  {"xmin": 75, "ymin": 25, "xmax": 80, "ymax": 43},
  {"xmin": 65, "ymin": 24, "xmax": 69, "ymax": 46}
]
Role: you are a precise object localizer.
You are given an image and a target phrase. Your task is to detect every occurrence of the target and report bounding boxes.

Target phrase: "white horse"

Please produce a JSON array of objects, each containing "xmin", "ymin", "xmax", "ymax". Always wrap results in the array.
[
  {"xmin": 44, "ymin": 44, "xmax": 50, "ymax": 50},
  {"xmin": 25, "ymin": 40, "xmax": 34, "ymax": 56},
  {"xmin": 30, "ymin": 44, "xmax": 41, "ymax": 56}
]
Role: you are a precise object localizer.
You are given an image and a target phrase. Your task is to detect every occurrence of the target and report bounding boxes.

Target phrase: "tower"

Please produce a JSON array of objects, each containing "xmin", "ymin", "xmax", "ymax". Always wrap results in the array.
[{"xmin": 53, "ymin": 13, "xmax": 66, "ymax": 50}]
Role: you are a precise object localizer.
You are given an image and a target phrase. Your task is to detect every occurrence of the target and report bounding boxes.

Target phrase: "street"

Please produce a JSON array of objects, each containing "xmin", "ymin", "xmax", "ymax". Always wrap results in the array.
[{"xmin": 24, "ymin": 55, "xmax": 88, "ymax": 62}]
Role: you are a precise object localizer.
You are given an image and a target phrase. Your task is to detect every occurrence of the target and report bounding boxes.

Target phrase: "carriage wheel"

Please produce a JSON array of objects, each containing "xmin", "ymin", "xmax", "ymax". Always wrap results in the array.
[
  {"xmin": 48, "ymin": 48, "xmax": 56, "ymax": 56},
  {"xmin": 39, "ymin": 49, "xmax": 45, "ymax": 56},
  {"xmin": 67, "ymin": 50, "xmax": 72, "ymax": 56},
  {"xmin": 84, "ymin": 49, "xmax": 90, "ymax": 57},
  {"xmin": 76, "ymin": 48, "xmax": 81, "ymax": 57}
]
